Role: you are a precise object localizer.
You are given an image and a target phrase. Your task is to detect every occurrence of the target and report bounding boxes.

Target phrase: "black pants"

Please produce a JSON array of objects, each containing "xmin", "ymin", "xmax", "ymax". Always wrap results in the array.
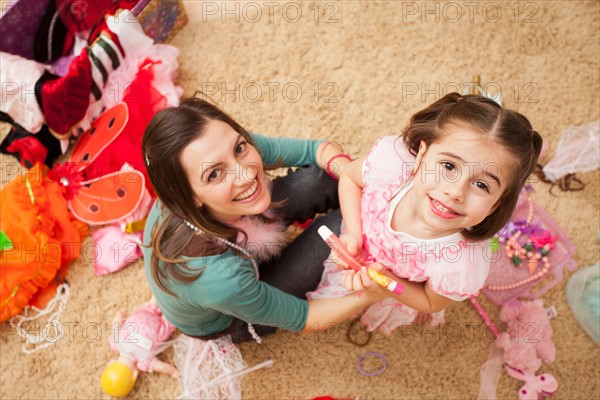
[{"xmin": 230, "ymin": 165, "xmax": 342, "ymax": 343}]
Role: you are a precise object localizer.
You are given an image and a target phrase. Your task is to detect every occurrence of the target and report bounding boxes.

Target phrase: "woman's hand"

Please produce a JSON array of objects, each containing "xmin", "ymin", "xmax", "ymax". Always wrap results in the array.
[
  {"xmin": 341, "ymin": 262, "xmax": 385, "ymax": 292},
  {"xmin": 342, "ymin": 267, "xmax": 371, "ymax": 292}
]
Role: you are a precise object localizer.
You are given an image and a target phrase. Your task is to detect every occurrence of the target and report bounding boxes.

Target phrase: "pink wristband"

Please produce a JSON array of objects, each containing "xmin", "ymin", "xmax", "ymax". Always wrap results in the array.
[
  {"xmin": 325, "ymin": 153, "xmax": 352, "ymax": 181},
  {"xmin": 319, "ymin": 141, "xmax": 342, "ymax": 159}
]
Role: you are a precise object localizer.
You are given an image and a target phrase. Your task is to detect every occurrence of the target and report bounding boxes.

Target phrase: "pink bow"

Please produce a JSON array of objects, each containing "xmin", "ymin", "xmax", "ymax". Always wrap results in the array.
[{"xmin": 504, "ymin": 365, "xmax": 558, "ymax": 400}]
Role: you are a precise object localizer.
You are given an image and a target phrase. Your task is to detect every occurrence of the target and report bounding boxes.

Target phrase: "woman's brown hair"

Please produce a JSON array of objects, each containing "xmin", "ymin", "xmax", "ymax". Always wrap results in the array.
[
  {"xmin": 402, "ymin": 92, "xmax": 543, "ymax": 240},
  {"xmin": 142, "ymin": 97, "xmax": 267, "ymax": 296}
]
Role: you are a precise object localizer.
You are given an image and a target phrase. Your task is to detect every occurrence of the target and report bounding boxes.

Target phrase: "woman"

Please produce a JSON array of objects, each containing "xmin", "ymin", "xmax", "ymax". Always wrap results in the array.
[{"xmin": 142, "ymin": 97, "xmax": 383, "ymax": 343}]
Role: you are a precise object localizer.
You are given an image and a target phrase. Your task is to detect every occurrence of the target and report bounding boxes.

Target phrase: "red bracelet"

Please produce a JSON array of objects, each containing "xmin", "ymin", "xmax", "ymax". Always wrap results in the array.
[{"xmin": 326, "ymin": 153, "xmax": 352, "ymax": 181}]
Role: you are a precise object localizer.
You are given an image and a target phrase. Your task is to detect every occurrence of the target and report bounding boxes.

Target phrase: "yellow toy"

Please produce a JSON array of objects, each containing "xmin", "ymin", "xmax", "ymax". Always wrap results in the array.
[
  {"xmin": 100, "ymin": 298, "xmax": 178, "ymax": 397},
  {"xmin": 101, "ymin": 358, "xmax": 137, "ymax": 397}
]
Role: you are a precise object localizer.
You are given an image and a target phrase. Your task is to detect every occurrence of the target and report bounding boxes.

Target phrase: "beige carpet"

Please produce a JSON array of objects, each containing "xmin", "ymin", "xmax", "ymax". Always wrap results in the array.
[{"xmin": 1, "ymin": 1, "xmax": 599, "ymax": 399}]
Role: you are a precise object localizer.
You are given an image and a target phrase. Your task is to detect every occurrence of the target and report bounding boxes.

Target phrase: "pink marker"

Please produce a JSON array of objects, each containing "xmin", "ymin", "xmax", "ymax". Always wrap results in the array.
[
  {"xmin": 318, "ymin": 226, "xmax": 404, "ymax": 295},
  {"xmin": 318, "ymin": 225, "xmax": 363, "ymax": 271}
]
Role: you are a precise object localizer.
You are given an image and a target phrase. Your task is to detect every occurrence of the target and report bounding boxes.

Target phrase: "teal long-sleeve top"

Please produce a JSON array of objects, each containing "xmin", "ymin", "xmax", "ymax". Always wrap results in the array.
[{"xmin": 143, "ymin": 134, "xmax": 324, "ymax": 336}]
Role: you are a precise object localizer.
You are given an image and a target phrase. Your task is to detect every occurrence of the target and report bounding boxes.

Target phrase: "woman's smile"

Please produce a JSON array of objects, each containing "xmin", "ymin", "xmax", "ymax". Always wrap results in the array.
[{"xmin": 233, "ymin": 178, "xmax": 260, "ymax": 202}]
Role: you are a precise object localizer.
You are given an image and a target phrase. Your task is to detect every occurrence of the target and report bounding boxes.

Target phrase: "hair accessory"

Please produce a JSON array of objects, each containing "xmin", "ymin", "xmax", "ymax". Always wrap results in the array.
[
  {"xmin": 464, "ymin": 75, "xmax": 503, "ymax": 106},
  {"xmin": 536, "ymin": 163, "xmax": 586, "ymax": 195},
  {"xmin": 183, "ymin": 219, "xmax": 262, "ymax": 344},
  {"xmin": 346, "ymin": 318, "xmax": 372, "ymax": 347},
  {"xmin": 325, "ymin": 153, "xmax": 352, "ymax": 181},
  {"xmin": 357, "ymin": 352, "xmax": 387, "ymax": 377},
  {"xmin": 145, "ymin": 154, "xmax": 150, "ymax": 166}
]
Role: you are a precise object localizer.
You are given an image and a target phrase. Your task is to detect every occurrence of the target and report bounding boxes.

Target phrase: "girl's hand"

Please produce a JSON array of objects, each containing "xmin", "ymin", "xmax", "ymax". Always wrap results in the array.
[
  {"xmin": 340, "ymin": 232, "xmax": 363, "ymax": 258},
  {"xmin": 328, "ymin": 232, "xmax": 364, "ymax": 270}
]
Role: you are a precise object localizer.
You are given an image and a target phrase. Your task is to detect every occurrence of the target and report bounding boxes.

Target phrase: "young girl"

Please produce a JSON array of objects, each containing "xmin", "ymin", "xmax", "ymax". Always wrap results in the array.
[
  {"xmin": 308, "ymin": 92, "xmax": 543, "ymax": 334},
  {"xmin": 141, "ymin": 97, "xmax": 385, "ymax": 343}
]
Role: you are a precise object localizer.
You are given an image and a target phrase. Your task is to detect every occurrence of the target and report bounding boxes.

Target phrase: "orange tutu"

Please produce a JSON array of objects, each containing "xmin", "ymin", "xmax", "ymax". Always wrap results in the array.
[{"xmin": 0, "ymin": 164, "xmax": 87, "ymax": 322}]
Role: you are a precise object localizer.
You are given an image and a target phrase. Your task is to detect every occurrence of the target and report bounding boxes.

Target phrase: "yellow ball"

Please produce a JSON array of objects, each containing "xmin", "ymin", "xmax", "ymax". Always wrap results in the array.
[{"xmin": 101, "ymin": 361, "xmax": 136, "ymax": 398}]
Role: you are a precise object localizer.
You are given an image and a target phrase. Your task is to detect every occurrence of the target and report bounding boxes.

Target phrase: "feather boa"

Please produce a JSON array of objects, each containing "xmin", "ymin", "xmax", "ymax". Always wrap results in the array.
[{"xmin": 233, "ymin": 215, "xmax": 288, "ymax": 262}]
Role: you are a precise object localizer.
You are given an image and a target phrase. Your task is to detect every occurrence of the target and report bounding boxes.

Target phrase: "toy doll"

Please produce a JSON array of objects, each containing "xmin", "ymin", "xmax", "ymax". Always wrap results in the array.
[{"xmin": 101, "ymin": 297, "xmax": 178, "ymax": 397}]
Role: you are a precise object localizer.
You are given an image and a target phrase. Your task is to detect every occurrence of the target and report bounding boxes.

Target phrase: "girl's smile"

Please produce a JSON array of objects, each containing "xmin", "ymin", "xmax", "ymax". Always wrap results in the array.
[{"xmin": 428, "ymin": 196, "xmax": 463, "ymax": 219}]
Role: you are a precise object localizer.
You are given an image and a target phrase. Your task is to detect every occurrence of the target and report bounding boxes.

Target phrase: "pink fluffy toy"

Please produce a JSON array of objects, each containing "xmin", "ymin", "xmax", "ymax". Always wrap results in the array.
[
  {"xmin": 496, "ymin": 300, "xmax": 558, "ymax": 400},
  {"xmin": 497, "ymin": 299, "xmax": 556, "ymax": 373}
]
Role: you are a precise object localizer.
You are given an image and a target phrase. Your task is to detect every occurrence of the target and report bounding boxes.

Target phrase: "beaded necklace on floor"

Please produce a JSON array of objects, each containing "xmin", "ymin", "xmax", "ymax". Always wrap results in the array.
[
  {"xmin": 184, "ymin": 220, "xmax": 262, "ymax": 344},
  {"xmin": 486, "ymin": 197, "xmax": 556, "ymax": 291}
]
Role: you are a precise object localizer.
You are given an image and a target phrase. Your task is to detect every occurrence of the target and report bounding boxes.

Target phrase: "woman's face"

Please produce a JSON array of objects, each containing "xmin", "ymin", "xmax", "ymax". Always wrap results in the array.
[{"xmin": 180, "ymin": 120, "xmax": 271, "ymax": 223}]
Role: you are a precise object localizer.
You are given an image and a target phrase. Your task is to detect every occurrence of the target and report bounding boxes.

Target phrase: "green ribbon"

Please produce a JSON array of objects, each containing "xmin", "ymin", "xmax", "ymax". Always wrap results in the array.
[
  {"xmin": 490, "ymin": 236, "xmax": 500, "ymax": 253},
  {"xmin": 0, "ymin": 230, "xmax": 13, "ymax": 251}
]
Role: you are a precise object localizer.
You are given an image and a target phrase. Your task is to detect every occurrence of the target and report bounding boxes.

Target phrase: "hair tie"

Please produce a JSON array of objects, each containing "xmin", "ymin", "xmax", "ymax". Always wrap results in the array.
[
  {"xmin": 357, "ymin": 352, "xmax": 387, "ymax": 377},
  {"xmin": 456, "ymin": 96, "xmax": 464, "ymax": 102},
  {"xmin": 346, "ymin": 318, "xmax": 372, "ymax": 347}
]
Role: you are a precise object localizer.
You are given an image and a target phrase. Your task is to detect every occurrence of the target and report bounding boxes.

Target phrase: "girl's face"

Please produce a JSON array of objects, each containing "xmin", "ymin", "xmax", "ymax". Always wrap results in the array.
[
  {"xmin": 180, "ymin": 120, "xmax": 271, "ymax": 223},
  {"xmin": 410, "ymin": 125, "xmax": 515, "ymax": 238}
]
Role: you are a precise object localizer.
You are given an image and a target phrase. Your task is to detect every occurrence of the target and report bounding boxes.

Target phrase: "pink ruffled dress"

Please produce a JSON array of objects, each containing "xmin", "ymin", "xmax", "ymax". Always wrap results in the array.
[{"xmin": 308, "ymin": 136, "xmax": 491, "ymax": 334}]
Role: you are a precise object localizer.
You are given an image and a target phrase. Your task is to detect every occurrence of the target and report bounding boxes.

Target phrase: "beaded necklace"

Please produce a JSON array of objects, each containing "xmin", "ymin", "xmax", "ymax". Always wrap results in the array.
[
  {"xmin": 486, "ymin": 197, "xmax": 557, "ymax": 292},
  {"xmin": 184, "ymin": 220, "xmax": 263, "ymax": 343}
]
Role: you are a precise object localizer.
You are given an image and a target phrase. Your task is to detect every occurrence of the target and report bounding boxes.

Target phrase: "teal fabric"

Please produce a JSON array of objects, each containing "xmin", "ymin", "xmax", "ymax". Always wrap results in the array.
[
  {"xmin": 251, "ymin": 133, "xmax": 323, "ymax": 166},
  {"xmin": 143, "ymin": 134, "xmax": 323, "ymax": 336},
  {"xmin": 566, "ymin": 261, "xmax": 600, "ymax": 346}
]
